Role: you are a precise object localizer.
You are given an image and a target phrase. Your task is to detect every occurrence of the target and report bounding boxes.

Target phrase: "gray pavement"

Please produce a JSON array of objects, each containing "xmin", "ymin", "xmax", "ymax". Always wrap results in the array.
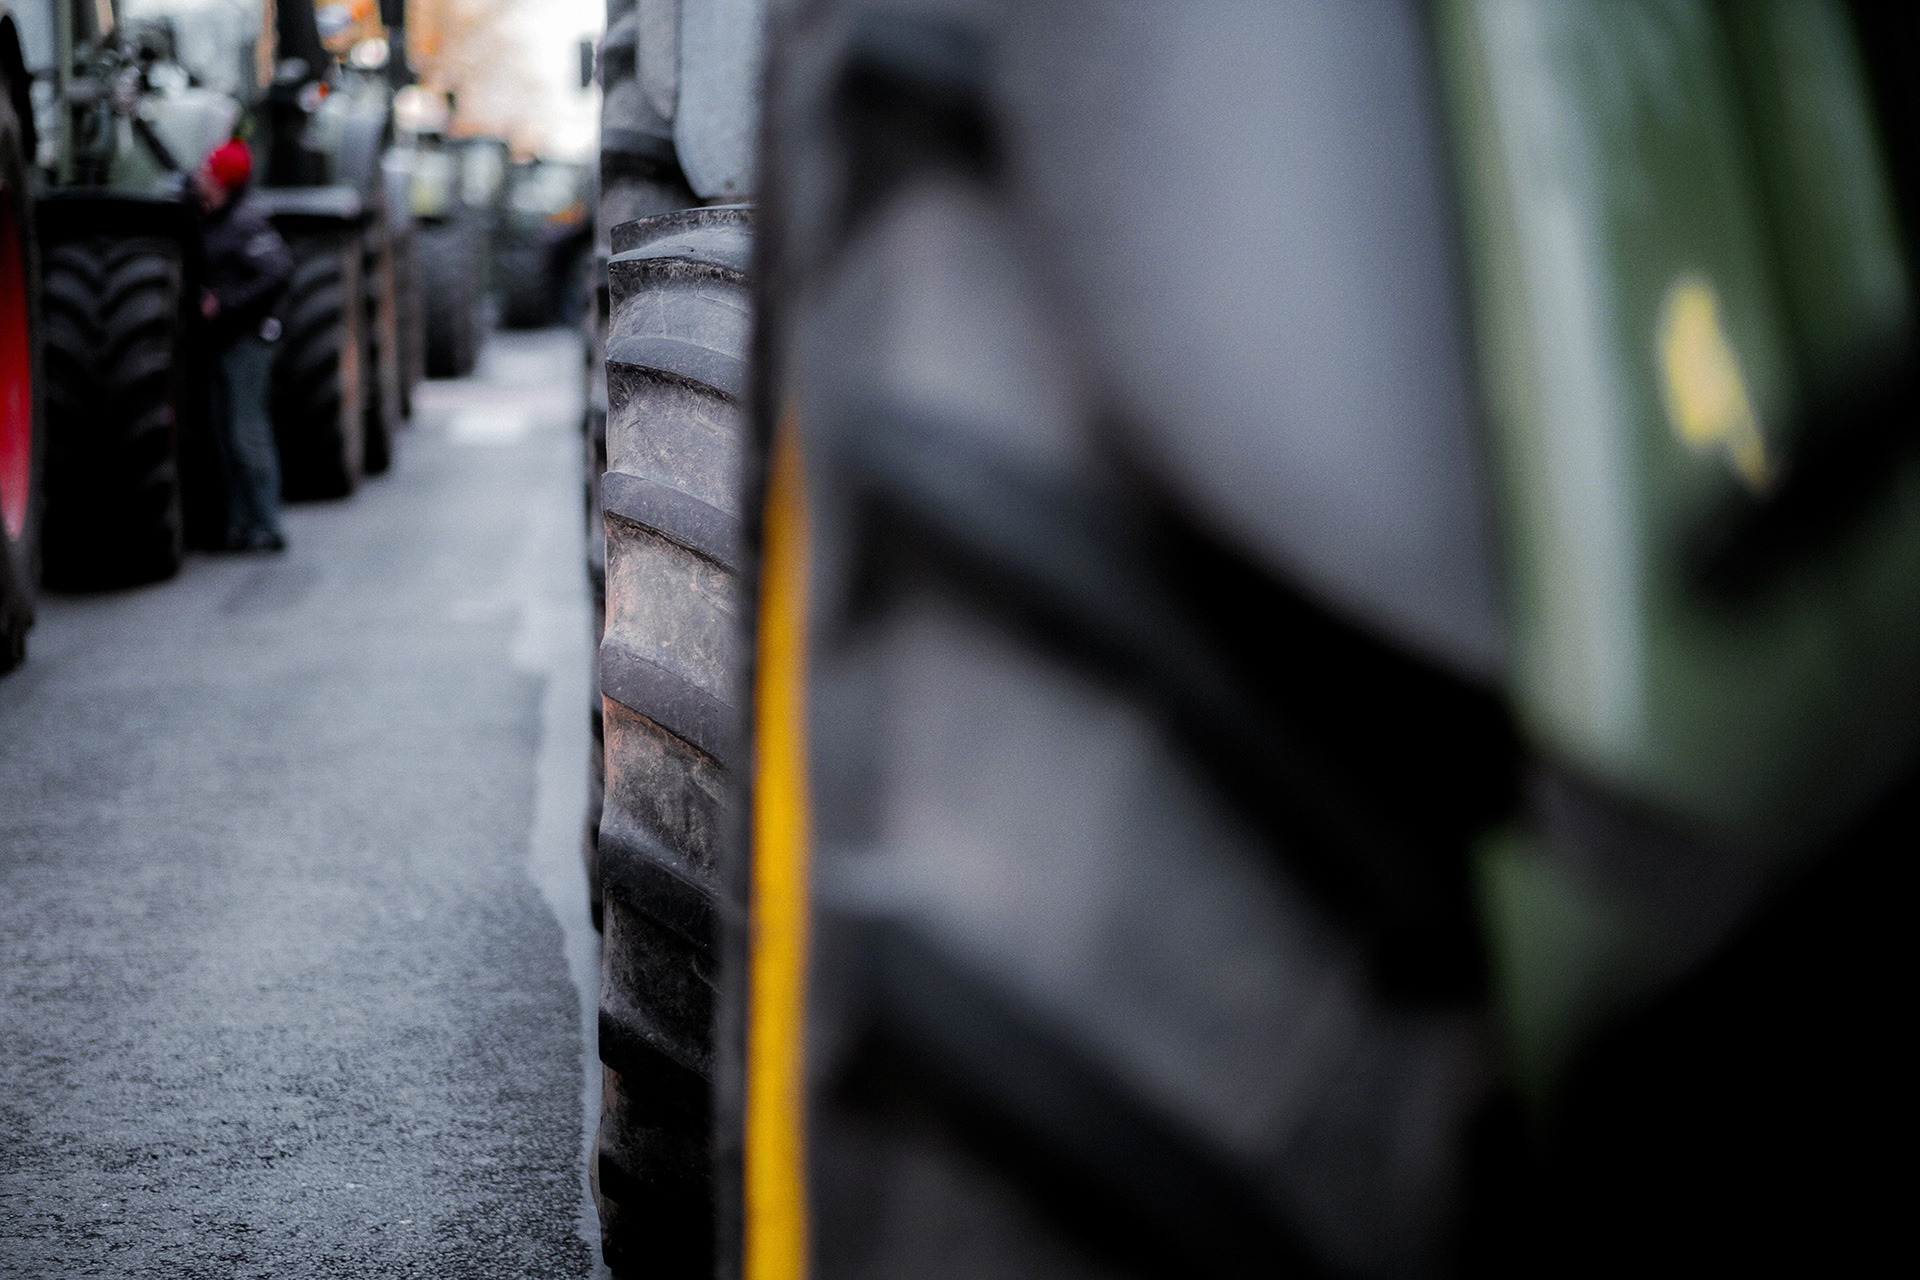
[{"xmin": 0, "ymin": 330, "xmax": 606, "ymax": 1279}]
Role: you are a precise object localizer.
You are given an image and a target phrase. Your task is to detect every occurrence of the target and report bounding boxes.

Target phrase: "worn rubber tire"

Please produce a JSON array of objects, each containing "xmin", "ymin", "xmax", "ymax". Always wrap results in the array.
[
  {"xmin": 497, "ymin": 232, "xmax": 556, "ymax": 329},
  {"xmin": 0, "ymin": 67, "xmax": 41, "ymax": 671},
  {"xmin": 38, "ymin": 235, "xmax": 185, "ymax": 588},
  {"xmin": 718, "ymin": 9, "xmax": 1524, "ymax": 1280},
  {"xmin": 363, "ymin": 224, "xmax": 401, "ymax": 475},
  {"xmin": 395, "ymin": 225, "xmax": 423, "ymax": 417},
  {"xmin": 585, "ymin": 260, "xmax": 609, "ymax": 926},
  {"xmin": 418, "ymin": 219, "xmax": 480, "ymax": 378},
  {"xmin": 582, "ymin": 242, "xmax": 609, "ymax": 931},
  {"xmin": 594, "ymin": 205, "xmax": 752, "ymax": 1279},
  {"xmin": 585, "ymin": 0, "xmax": 700, "ymax": 938},
  {"xmin": 594, "ymin": 0, "xmax": 697, "ymax": 264},
  {"xmin": 271, "ymin": 233, "xmax": 365, "ymax": 500}
]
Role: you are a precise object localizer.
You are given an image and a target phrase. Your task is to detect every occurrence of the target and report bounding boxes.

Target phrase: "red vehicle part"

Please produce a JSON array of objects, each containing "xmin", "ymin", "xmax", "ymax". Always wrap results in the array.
[{"xmin": 0, "ymin": 196, "xmax": 28, "ymax": 544}]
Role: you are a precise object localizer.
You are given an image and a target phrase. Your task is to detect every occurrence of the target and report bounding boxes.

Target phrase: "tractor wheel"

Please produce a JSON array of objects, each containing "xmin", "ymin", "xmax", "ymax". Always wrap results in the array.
[
  {"xmin": 594, "ymin": 0, "xmax": 698, "ymax": 267},
  {"xmin": 593, "ymin": 205, "xmax": 752, "ymax": 1278},
  {"xmin": 418, "ymin": 220, "xmax": 480, "ymax": 378},
  {"xmin": 271, "ymin": 234, "xmax": 366, "ymax": 500},
  {"xmin": 395, "ymin": 225, "xmax": 423, "ymax": 417},
  {"xmin": 585, "ymin": 264, "xmax": 609, "ymax": 925},
  {"xmin": 363, "ymin": 226, "xmax": 401, "ymax": 476},
  {"xmin": 38, "ymin": 235, "xmax": 185, "ymax": 588},
  {"xmin": 718, "ymin": 9, "xmax": 1516, "ymax": 1280},
  {"xmin": 0, "ymin": 73, "xmax": 40, "ymax": 671},
  {"xmin": 586, "ymin": 0, "xmax": 700, "ymax": 938},
  {"xmin": 497, "ymin": 232, "xmax": 554, "ymax": 329}
]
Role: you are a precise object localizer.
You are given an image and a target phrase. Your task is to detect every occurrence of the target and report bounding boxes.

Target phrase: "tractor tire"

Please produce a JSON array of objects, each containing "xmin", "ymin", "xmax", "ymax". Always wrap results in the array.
[
  {"xmin": 593, "ymin": 205, "xmax": 752, "ymax": 1279},
  {"xmin": 38, "ymin": 236, "xmax": 185, "ymax": 588},
  {"xmin": 363, "ymin": 225, "xmax": 401, "ymax": 476},
  {"xmin": 0, "ymin": 72, "xmax": 40, "ymax": 672},
  {"xmin": 586, "ymin": 0, "xmax": 700, "ymax": 939},
  {"xmin": 271, "ymin": 234, "xmax": 366, "ymax": 500},
  {"xmin": 585, "ymin": 266, "xmax": 609, "ymax": 924},
  {"xmin": 395, "ymin": 225, "xmax": 424, "ymax": 417},
  {"xmin": 497, "ymin": 232, "xmax": 555, "ymax": 329},
  {"xmin": 419, "ymin": 220, "xmax": 480, "ymax": 378},
  {"xmin": 719, "ymin": 9, "xmax": 1514, "ymax": 1280},
  {"xmin": 595, "ymin": 0, "xmax": 698, "ymax": 266},
  {"xmin": 729, "ymin": 7, "xmax": 1920, "ymax": 1279}
]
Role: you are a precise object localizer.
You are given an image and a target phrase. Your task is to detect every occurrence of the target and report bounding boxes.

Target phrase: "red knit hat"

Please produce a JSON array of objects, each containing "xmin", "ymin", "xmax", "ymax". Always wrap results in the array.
[{"xmin": 206, "ymin": 139, "xmax": 252, "ymax": 190}]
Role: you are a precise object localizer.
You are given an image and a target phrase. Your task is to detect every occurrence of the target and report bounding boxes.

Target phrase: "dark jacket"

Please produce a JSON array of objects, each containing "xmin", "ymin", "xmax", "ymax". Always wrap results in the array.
[{"xmin": 201, "ymin": 188, "xmax": 292, "ymax": 346}]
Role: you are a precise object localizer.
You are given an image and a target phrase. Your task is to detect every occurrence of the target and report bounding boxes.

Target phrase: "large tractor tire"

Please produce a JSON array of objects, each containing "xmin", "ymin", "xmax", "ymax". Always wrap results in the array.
[
  {"xmin": 584, "ymin": 271, "xmax": 609, "ymax": 922},
  {"xmin": 593, "ymin": 0, "xmax": 698, "ymax": 269},
  {"xmin": 418, "ymin": 219, "xmax": 480, "ymax": 378},
  {"xmin": 38, "ymin": 235, "xmax": 186, "ymax": 588},
  {"xmin": 395, "ymin": 226, "xmax": 424, "ymax": 417},
  {"xmin": 0, "ymin": 71, "xmax": 39, "ymax": 672},
  {"xmin": 596, "ymin": 0, "xmax": 699, "ymax": 255},
  {"xmin": 723, "ymin": 9, "xmax": 1517, "ymax": 1276},
  {"xmin": 363, "ymin": 224, "xmax": 402, "ymax": 475},
  {"xmin": 497, "ymin": 231, "xmax": 556, "ymax": 329},
  {"xmin": 594, "ymin": 205, "xmax": 752, "ymax": 1278},
  {"xmin": 271, "ymin": 234, "xmax": 366, "ymax": 500},
  {"xmin": 585, "ymin": 0, "xmax": 703, "ymax": 935},
  {"xmin": 720, "ymin": 8, "xmax": 1517, "ymax": 1273}
]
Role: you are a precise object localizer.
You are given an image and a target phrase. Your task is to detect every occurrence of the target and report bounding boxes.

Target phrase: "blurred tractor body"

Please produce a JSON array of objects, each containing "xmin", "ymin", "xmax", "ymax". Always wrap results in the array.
[
  {"xmin": 252, "ymin": 0, "xmax": 411, "ymax": 497},
  {"xmin": 6, "ymin": 0, "xmax": 416, "ymax": 588},
  {"xmin": 495, "ymin": 156, "xmax": 591, "ymax": 330},
  {"xmin": 14, "ymin": 0, "xmax": 237, "ymax": 584},
  {"xmin": 407, "ymin": 129, "xmax": 503, "ymax": 377}
]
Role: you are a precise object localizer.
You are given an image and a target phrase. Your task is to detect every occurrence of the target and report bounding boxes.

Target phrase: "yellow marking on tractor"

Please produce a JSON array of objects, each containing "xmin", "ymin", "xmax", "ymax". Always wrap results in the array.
[
  {"xmin": 1658, "ymin": 274, "xmax": 1771, "ymax": 491},
  {"xmin": 746, "ymin": 404, "xmax": 812, "ymax": 1280}
]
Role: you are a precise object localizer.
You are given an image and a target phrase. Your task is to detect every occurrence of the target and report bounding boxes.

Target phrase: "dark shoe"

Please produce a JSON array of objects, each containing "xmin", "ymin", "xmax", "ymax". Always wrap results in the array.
[{"xmin": 240, "ymin": 529, "xmax": 287, "ymax": 552}]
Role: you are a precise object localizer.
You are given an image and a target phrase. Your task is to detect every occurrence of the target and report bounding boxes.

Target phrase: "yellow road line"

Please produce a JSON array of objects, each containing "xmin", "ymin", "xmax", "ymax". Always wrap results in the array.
[{"xmin": 746, "ymin": 403, "xmax": 811, "ymax": 1280}]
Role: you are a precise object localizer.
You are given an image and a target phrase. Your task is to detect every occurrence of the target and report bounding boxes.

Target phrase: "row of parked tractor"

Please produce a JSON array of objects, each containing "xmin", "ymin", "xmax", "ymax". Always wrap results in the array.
[{"xmin": 0, "ymin": 0, "xmax": 591, "ymax": 671}]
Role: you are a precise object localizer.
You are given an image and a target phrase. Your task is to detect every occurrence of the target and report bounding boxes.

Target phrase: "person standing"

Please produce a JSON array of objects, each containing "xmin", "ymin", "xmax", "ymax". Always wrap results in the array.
[{"xmin": 196, "ymin": 138, "xmax": 293, "ymax": 552}]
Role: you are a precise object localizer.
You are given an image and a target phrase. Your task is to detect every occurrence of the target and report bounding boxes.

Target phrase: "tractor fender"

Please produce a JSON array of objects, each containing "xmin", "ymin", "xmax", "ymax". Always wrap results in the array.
[
  {"xmin": 674, "ymin": 0, "xmax": 764, "ymax": 200},
  {"xmin": 33, "ymin": 189, "xmax": 199, "ymax": 251},
  {"xmin": 254, "ymin": 185, "xmax": 368, "ymax": 235}
]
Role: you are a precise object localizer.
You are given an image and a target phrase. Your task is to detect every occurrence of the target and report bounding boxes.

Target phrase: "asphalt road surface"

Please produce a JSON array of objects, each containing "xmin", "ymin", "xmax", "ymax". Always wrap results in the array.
[{"xmin": 0, "ymin": 330, "xmax": 607, "ymax": 1279}]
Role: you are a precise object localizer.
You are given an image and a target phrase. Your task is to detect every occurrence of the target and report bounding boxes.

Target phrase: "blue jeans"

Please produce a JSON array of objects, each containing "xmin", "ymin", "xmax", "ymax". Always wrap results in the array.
[{"xmin": 208, "ymin": 335, "xmax": 285, "ymax": 545}]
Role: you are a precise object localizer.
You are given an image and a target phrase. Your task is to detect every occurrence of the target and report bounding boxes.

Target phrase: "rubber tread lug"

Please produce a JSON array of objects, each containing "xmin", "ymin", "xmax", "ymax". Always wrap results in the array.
[
  {"xmin": 602, "ymin": 467, "xmax": 743, "ymax": 571},
  {"xmin": 604, "ymin": 331, "xmax": 745, "ymax": 401},
  {"xmin": 599, "ymin": 634, "xmax": 737, "ymax": 766},
  {"xmin": 597, "ymin": 801, "xmax": 719, "ymax": 953}
]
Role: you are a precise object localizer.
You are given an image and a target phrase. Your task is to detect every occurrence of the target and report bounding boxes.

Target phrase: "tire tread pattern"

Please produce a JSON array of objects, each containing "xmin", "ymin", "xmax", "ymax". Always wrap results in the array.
[
  {"xmin": 594, "ymin": 204, "xmax": 752, "ymax": 1279},
  {"xmin": 40, "ymin": 236, "xmax": 184, "ymax": 587},
  {"xmin": 418, "ymin": 220, "xmax": 480, "ymax": 378},
  {"xmin": 271, "ymin": 234, "xmax": 364, "ymax": 500}
]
